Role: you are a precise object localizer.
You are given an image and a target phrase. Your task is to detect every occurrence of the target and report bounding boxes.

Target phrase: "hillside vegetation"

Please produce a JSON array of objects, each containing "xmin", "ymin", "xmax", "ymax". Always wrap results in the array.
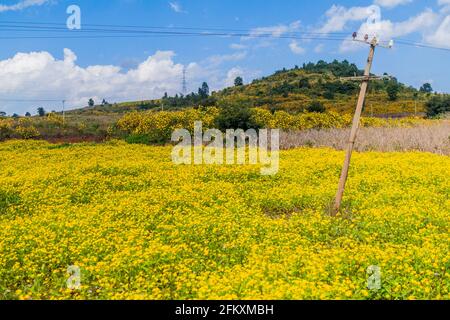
[
  {"xmin": 69, "ymin": 60, "xmax": 431, "ymax": 117},
  {"xmin": 2, "ymin": 60, "xmax": 448, "ymax": 145}
]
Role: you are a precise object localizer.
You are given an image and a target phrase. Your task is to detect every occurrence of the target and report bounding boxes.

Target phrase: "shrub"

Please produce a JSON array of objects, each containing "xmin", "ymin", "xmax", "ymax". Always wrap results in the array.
[
  {"xmin": 250, "ymin": 108, "xmax": 274, "ymax": 129},
  {"xmin": 0, "ymin": 119, "xmax": 14, "ymax": 141},
  {"xmin": 387, "ymin": 83, "xmax": 399, "ymax": 101},
  {"xmin": 425, "ymin": 96, "xmax": 450, "ymax": 118},
  {"xmin": 215, "ymin": 104, "xmax": 260, "ymax": 131},
  {"xmin": 46, "ymin": 113, "xmax": 65, "ymax": 127},
  {"xmin": 115, "ymin": 107, "xmax": 429, "ymax": 144},
  {"xmin": 15, "ymin": 125, "xmax": 40, "ymax": 139},
  {"xmin": 116, "ymin": 108, "xmax": 220, "ymax": 144},
  {"xmin": 307, "ymin": 101, "xmax": 326, "ymax": 113}
]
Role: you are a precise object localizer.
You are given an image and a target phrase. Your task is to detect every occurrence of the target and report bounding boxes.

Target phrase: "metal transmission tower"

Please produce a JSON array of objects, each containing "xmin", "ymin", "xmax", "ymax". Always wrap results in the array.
[
  {"xmin": 332, "ymin": 33, "xmax": 394, "ymax": 216},
  {"xmin": 62, "ymin": 100, "xmax": 66, "ymax": 125},
  {"xmin": 182, "ymin": 67, "xmax": 187, "ymax": 96}
]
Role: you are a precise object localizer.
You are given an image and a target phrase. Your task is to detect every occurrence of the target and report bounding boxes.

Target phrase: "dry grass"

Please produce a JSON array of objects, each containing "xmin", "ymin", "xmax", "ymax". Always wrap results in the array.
[{"xmin": 280, "ymin": 122, "xmax": 450, "ymax": 155}]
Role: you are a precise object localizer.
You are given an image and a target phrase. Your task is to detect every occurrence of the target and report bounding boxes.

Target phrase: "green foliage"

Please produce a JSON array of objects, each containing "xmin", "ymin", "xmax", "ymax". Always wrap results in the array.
[
  {"xmin": 0, "ymin": 119, "xmax": 14, "ymax": 141},
  {"xmin": 234, "ymin": 76, "xmax": 244, "ymax": 87},
  {"xmin": 215, "ymin": 104, "xmax": 260, "ymax": 131},
  {"xmin": 125, "ymin": 134, "xmax": 156, "ymax": 145},
  {"xmin": 0, "ymin": 189, "xmax": 21, "ymax": 215},
  {"xmin": 302, "ymin": 59, "xmax": 362, "ymax": 77},
  {"xmin": 386, "ymin": 83, "xmax": 400, "ymax": 101},
  {"xmin": 199, "ymin": 82, "xmax": 210, "ymax": 98},
  {"xmin": 88, "ymin": 99, "xmax": 95, "ymax": 107},
  {"xmin": 307, "ymin": 101, "xmax": 326, "ymax": 113},
  {"xmin": 323, "ymin": 91, "xmax": 335, "ymax": 100},
  {"xmin": 37, "ymin": 107, "xmax": 46, "ymax": 117},
  {"xmin": 425, "ymin": 95, "xmax": 450, "ymax": 118},
  {"xmin": 420, "ymin": 83, "xmax": 433, "ymax": 94}
]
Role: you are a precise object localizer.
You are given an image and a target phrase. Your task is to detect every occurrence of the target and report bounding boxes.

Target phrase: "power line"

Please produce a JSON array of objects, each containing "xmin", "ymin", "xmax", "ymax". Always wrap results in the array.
[
  {"xmin": 0, "ymin": 98, "xmax": 67, "ymax": 102},
  {"xmin": 0, "ymin": 20, "xmax": 352, "ymax": 41},
  {"xmin": 0, "ymin": 33, "xmax": 350, "ymax": 42},
  {"xmin": 394, "ymin": 39, "xmax": 450, "ymax": 52},
  {"xmin": 0, "ymin": 25, "xmax": 350, "ymax": 41},
  {"xmin": 0, "ymin": 20, "xmax": 350, "ymax": 36},
  {"xmin": 1, "ymin": 22, "xmax": 449, "ymax": 53},
  {"xmin": 182, "ymin": 67, "xmax": 187, "ymax": 96}
]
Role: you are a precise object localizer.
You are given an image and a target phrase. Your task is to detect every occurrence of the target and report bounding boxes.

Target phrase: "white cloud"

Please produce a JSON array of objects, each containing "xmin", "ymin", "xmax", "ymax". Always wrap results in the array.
[
  {"xmin": 207, "ymin": 52, "xmax": 247, "ymax": 66},
  {"xmin": 230, "ymin": 43, "xmax": 247, "ymax": 50},
  {"xmin": 289, "ymin": 41, "xmax": 306, "ymax": 54},
  {"xmin": 169, "ymin": 1, "xmax": 186, "ymax": 13},
  {"xmin": 0, "ymin": 0, "xmax": 50, "ymax": 12},
  {"xmin": 243, "ymin": 21, "xmax": 303, "ymax": 51},
  {"xmin": 318, "ymin": 5, "xmax": 374, "ymax": 33},
  {"xmin": 374, "ymin": 0, "xmax": 412, "ymax": 8},
  {"xmin": 249, "ymin": 20, "xmax": 301, "ymax": 38},
  {"xmin": 424, "ymin": 0, "xmax": 450, "ymax": 46},
  {"xmin": 425, "ymin": 15, "xmax": 450, "ymax": 46},
  {"xmin": 360, "ymin": 8, "xmax": 436, "ymax": 38},
  {"xmin": 317, "ymin": 4, "xmax": 439, "ymax": 52},
  {"xmin": 0, "ymin": 49, "xmax": 186, "ymax": 113},
  {"xmin": 0, "ymin": 49, "xmax": 261, "ymax": 114}
]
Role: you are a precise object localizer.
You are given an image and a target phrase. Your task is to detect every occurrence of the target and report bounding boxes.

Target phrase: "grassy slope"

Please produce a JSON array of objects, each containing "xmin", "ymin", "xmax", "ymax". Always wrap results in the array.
[{"xmin": 68, "ymin": 64, "xmax": 429, "ymax": 117}]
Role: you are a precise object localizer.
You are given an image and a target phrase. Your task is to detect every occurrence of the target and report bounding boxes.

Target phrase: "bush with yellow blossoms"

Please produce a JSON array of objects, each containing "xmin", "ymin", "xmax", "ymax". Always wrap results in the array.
[
  {"xmin": 116, "ymin": 107, "xmax": 429, "ymax": 144},
  {"xmin": 0, "ymin": 118, "xmax": 15, "ymax": 141}
]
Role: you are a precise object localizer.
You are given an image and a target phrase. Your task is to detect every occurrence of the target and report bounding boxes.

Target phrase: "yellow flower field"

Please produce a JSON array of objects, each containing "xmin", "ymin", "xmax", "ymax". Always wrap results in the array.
[{"xmin": 0, "ymin": 140, "xmax": 448, "ymax": 300}]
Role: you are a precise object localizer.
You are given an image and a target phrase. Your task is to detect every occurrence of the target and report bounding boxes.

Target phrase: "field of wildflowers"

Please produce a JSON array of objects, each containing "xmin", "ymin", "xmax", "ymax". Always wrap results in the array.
[{"xmin": 0, "ymin": 140, "xmax": 448, "ymax": 300}]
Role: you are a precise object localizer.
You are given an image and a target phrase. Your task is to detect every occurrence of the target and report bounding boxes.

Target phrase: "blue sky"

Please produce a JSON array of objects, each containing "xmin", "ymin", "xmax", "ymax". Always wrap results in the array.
[{"xmin": 1, "ymin": 0, "xmax": 450, "ymax": 114}]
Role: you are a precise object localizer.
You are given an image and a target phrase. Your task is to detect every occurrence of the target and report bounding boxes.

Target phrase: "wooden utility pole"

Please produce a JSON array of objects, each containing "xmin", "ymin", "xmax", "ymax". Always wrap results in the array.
[{"xmin": 332, "ymin": 35, "xmax": 393, "ymax": 216}]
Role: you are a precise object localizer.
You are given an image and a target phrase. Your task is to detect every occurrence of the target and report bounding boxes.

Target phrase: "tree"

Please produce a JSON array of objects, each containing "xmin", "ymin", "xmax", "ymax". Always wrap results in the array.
[
  {"xmin": 215, "ymin": 99, "xmax": 258, "ymax": 131},
  {"xmin": 234, "ymin": 76, "xmax": 244, "ymax": 87},
  {"xmin": 101, "ymin": 99, "xmax": 109, "ymax": 105},
  {"xmin": 323, "ymin": 90, "xmax": 335, "ymax": 100},
  {"xmin": 37, "ymin": 107, "xmax": 46, "ymax": 117},
  {"xmin": 420, "ymin": 83, "xmax": 433, "ymax": 94},
  {"xmin": 25, "ymin": 112, "xmax": 31, "ymax": 117},
  {"xmin": 12, "ymin": 113, "xmax": 19, "ymax": 118},
  {"xmin": 88, "ymin": 99, "xmax": 95, "ymax": 107},
  {"xmin": 298, "ymin": 78, "xmax": 310, "ymax": 89},
  {"xmin": 199, "ymin": 82, "xmax": 210, "ymax": 98},
  {"xmin": 386, "ymin": 83, "xmax": 399, "ymax": 101},
  {"xmin": 0, "ymin": 111, "xmax": 6, "ymax": 117},
  {"xmin": 425, "ymin": 95, "xmax": 450, "ymax": 118},
  {"xmin": 307, "ymin": 101, "xmax": 326, "ymax": 113}
]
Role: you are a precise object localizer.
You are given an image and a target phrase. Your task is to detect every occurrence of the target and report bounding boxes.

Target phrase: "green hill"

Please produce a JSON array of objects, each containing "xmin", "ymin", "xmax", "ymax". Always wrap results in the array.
[{"xmin": 69, "ymin": 60, "xmax": 431, "ymax": 117}]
